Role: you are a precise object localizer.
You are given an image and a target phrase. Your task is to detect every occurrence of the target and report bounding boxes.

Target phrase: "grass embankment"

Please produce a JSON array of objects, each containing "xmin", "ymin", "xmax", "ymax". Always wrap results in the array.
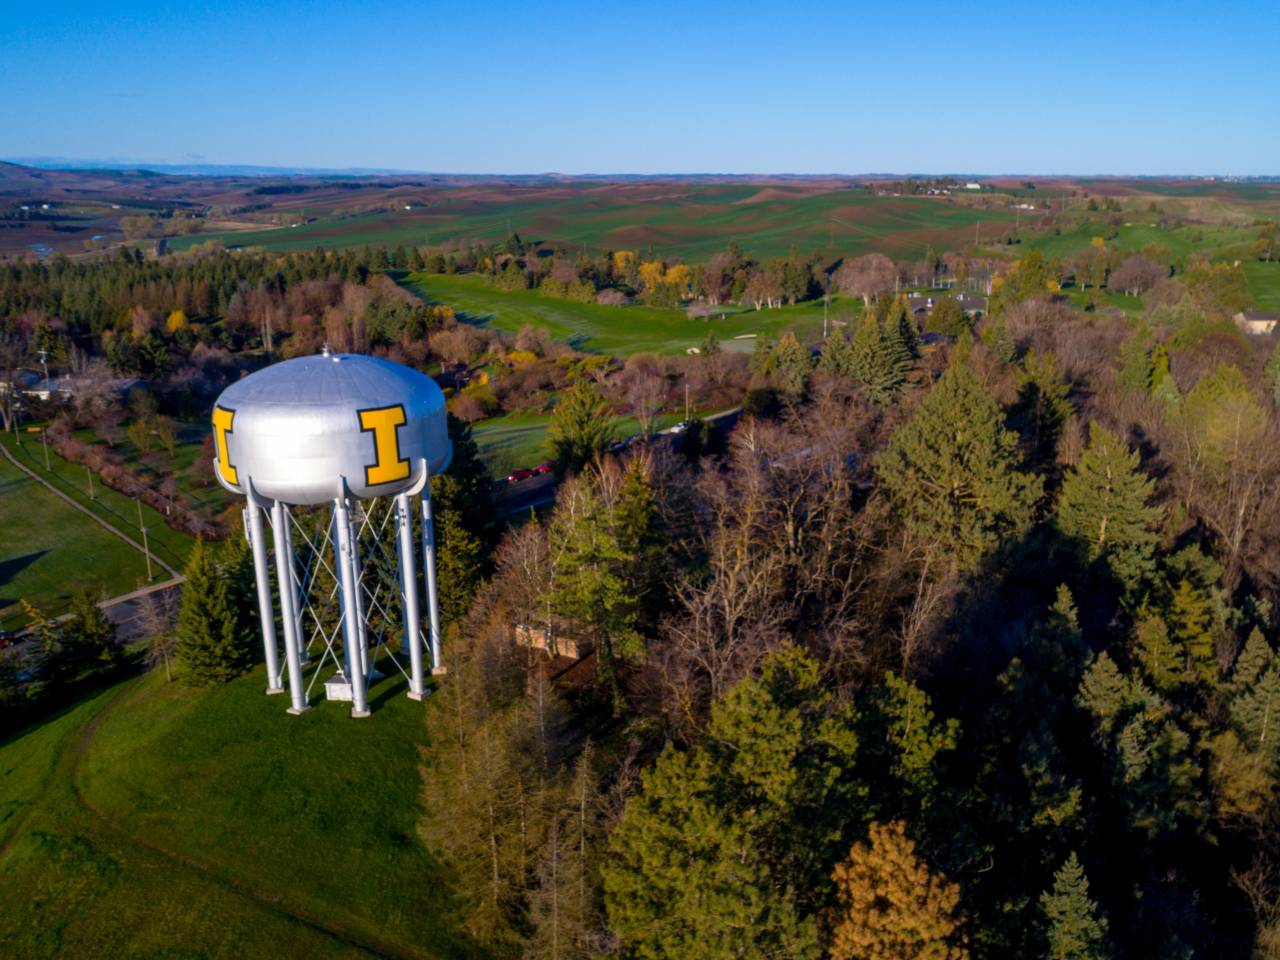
[
  {"xmin": 403, "ymin": 271, "xmax": 845, "ymax": 355},
  {"xmin": 0, "ymin": 450, "xmax": 153, "ymax": 629},
  {"xmin": 0, "ymin": 663, "xmax": 470, "ymax": 959}
]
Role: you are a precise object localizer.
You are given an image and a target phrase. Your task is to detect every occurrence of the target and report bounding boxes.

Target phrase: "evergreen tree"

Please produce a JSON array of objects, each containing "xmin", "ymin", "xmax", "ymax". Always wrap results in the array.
[
  {"xmin": 829, "ymin": 820, "xmax": 968, "ymax": 960},
  {"xmin": 545, "ymin": 472, "xmax": 643, "ymax": 702},
  {"xmin": 879, "ymin": 365, "xmax": 1042, "ymax": 568},
  {"xmin": 547, "ymin": 380, "xmax": 614, "ymax": 476},
  {"xmin": 885, "ymin": 294, "xmax": 920, "ymax": 359},
  {"xmin": 1014, "ymin": 350, "xmax": 1072, "ymax": 466},
  {"xmin": 603, "ymin": 647, "xmax": 858, "ymax": 960},
  {"xmin": 926, "ymin": 296, "xmax": 971, "ymax": 337},
  {"xmin": 817, "ymin": 330, "xmax": 858, "ymax": 379},
  {"xmin": 772, "ymin": 331, "xmax": 812, "ymax": 397},
  {"xmin": 1055, "ymin": 422, "xmax": 1162, "ymax": 597},
  {"xmin": 859, "ymin": 673, "xmax": 960, "ymax": 826},
  {"xmin": 850, "ymin": 313, "xmax": 910, "ymax": 406},
  {"xmin": 64, "ymin": 588, "xmax": 121, "ymax": 670},
  {"xmin": 433, "ymin": 413, "xmax": 497, "ymax": 545},
  {"xmin": 175, "ymin": 537, "xmax": 254, "ymax": 685},
  {"xmin": 1133, "ymin": 616, "xmax": 1186, "ymax": 693},
  {"xmin": 983, "ymin": 315, "xmax": 1016, "ymax": 364},
  {"xmin": 1167, "ymin": 578, "xmax": 1217, "ymax": 688},
  {"xmin": 1039, "ymin": 853, "xmax": 1112, "ymax": 960},
  {"xmin": 436, "ymin": 509, "xmax": 483, "ymax": 627}
]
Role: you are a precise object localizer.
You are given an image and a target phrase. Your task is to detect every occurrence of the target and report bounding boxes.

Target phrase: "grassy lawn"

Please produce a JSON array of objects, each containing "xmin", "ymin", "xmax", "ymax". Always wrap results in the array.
[
  {"xmin": 473, "ymin": 408, "xmax": 714, "ymax": 477},
  {"xmin": 0, "ymin": 451, "xmax": 152, "ymax": 629},
  {"xmin": 0, "ymin": 663, "xmax": 472, "ymax": 958},
  {"xmin": 1244, "ymin": 259, "xmax": 1280, "ymax": 310},
  {"xmin": 0, "ymin": 430, "xmax": 194, "ymax": 577},
  {"xmin": 403, "ymin": 271, "xmax": 846, "ymax": 355}
]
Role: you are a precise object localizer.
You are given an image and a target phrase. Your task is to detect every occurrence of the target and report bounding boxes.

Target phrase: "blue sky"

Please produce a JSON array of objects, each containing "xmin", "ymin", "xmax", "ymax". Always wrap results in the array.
[{"xmin": 2, "ymin": 0, "xmax": 1276, "ymax": 175}]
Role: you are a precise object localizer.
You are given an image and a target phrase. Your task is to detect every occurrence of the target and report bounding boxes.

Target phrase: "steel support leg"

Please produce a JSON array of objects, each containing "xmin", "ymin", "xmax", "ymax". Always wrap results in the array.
[
  {"xmin": 245, "ymin": 505, "xmax": 283, "ymax": 693},
  {"xmin": 334, "ymin": 496, "xmax": 370, "ymax": 717},
  {"xmin": 420, "ymin": 480, "xmax": 445, "ymax": 675},
  {"xmin": 397, "ymin": 492, "xmax": 426, "ymax": 699},
  {"xmin": 281, "ymin": 504, "xmax": 308, "ymax": 665},
  {"xmin": 348, "ymin": 507, "xmax": 371, "ymax": 679},
  {"xmin": 272, "ymin": 499, "xmax": 308, "ymax": 714}
]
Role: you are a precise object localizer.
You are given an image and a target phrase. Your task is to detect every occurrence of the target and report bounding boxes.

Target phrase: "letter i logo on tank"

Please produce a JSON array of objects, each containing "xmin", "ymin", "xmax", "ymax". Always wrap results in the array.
[
  {"xmin": 212, "ymin": 405, "xmax": 238, "ymax": 486},
  {"xmin": 358, "ymin": 404, "xmax": 410, "ymax": 486}
]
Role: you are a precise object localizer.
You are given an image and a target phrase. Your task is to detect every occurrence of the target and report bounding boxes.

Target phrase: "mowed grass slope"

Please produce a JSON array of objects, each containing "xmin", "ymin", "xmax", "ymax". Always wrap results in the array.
[
  {"xmin": 0, "ymin": 451, "xmax": 151, "ymax": 629},
  {"xmin": 0, "ymin": 663, "xmax": 472, "ymax": 959},
  {"xmin": 404, "ymin": 272, "xmax": 853, "ymax": 354},
  {"xmin": 175, "ymin": 184, "xmax": 1017, "ymax": 262}
]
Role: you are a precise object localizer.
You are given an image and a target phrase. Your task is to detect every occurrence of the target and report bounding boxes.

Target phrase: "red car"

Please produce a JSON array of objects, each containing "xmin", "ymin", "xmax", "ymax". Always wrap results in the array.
[
  {"xmin": 507, "ymin": 468, "xmax": 536, "ymax": 483},
  {"xmin": 534, "ymin": 463, "xmax": 553, "ymax": 475}
]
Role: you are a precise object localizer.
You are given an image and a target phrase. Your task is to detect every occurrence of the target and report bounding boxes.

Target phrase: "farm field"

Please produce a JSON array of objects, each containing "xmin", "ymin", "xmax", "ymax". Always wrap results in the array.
[
  {"xmin": 0, "ymin": 664, "xmax": 469, "ymax": 959},
  {"xmin": 403, "ymin": 271, "xmax": 851, "ymax": 355},
  {"xmin": 0, "ymin": 450, "xmax": 151, "ymax": 629},
  {"xmin": 174, "ymin": 184, "xmax": 1018, "ymax": 262}
]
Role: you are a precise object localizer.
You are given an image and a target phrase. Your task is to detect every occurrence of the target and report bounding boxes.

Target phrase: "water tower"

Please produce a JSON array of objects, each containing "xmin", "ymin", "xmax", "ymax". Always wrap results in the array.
[{"xmin": 212, "ymin": 349, "xmax": 451, "ymax": 717}]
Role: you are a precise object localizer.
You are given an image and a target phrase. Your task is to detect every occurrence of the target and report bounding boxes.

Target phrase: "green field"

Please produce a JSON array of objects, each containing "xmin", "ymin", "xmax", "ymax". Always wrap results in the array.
[
  {"xmin": 0, "ymin": 663, "xmax": 469, "ymax": 959},
  {"xmin": 0, "ymin": 431, "xmax": 196, "ymax": 628},
  {"xmin": 0, "ymin": 451, "xmax": 153, "ymax": 629},
  {"xmin": 473, "ymin": 408, "xmax": 719, "ymax": 478},
  {"xmin": 175, "ymin": 185, "xmax": 1018, "ymax": 262},
  {"xmin": 404, "ymin": 272, "xmax": 854, "ymax": 355}
]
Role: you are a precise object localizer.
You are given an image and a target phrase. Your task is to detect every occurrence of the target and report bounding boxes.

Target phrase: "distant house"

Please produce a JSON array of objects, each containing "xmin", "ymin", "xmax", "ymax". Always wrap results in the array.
[
  {"xmin": 904, "ymin": 293, "xmax": 988, "ymax": 324},
  {"xmin": 1234, "ymin": 310, "xmax": 1280, "ymax": 336},
  {"xmin": 514, "ymin": 622, "xmax": 592, "ymax": 661},
  {"xmin": 964, "ymin": 182, "xmax": 982, "ymax": 190}
]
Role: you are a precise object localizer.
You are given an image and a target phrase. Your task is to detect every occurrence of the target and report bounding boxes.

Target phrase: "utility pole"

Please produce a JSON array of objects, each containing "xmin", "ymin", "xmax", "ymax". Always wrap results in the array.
[
  {"xmin": 136, "ymin": 497, "xmax": 144, "ymax": 530},
  {"xmin": 85, "ymin": 465, "xmax": 95, "ymax": 500},
  {"xmin": 141, "ymin": 524, "xmax": 153, "ymax": 582},
  {"xmin": 40, "ymin": 426, "xmax": 50, "ymax": 470}
]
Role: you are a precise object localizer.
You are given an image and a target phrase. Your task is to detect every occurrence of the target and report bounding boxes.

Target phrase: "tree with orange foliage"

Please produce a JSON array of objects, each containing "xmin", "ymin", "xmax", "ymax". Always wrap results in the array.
[{"xmin": 828, "ymin": 821, "xmax": 968, "ymax": 960}]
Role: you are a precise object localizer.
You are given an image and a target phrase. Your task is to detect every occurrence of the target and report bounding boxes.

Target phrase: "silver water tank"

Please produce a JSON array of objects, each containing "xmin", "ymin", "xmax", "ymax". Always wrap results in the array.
[{"xmin": 211, "ymin": 351, "xmax": 451, "ymax": 505}]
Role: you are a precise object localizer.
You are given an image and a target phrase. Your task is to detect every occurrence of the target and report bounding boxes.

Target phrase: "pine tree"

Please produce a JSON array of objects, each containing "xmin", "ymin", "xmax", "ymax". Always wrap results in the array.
[
  {"xmin": 1227, "ymin": 628, "xmax": 1280, "ymax": 766},
  {"xmin": 885, "ymin": 294, "xmax": 920, "ymax": 359},
  {"xmin": 859, "ymin": 673, "xmax": 959, "ymax": 825},
  {"xmin": 983, "ymin": 315, "xmax": 1016, "ymax": 364},
  {"xmin": 175, "ymin": 537, "xmax": 254, "ymax": 685},
  {"xmin": 547, "ymin": 380, "xmax": 614, "ymax": 476},
  {"xmin": 64, "ymin": 588, "xmax": 120, "ymax": 670},
  {"xmin": 1055, "ymin": 422, "xmax": 1162, "ymax": 596},
  {"xmin": 1014, "ymin": 350, "xmax": 1072, "ymax": 466},
  {"xmin": 818, "ymin": 330, "xmax": 858, "ymax": 379},
  {"xmin": 1133, "ymin": 616, "xmax": 1186, "ymax": 693},
  {"xmin": 545, "ymin": 472, "xmax": 642, "ymax": 701},
  {"xmin": 1039, "ymin": 853, "xmax": 1112, "ymax": 960},
  {"xmin": 772, "ymin": 331, "xmax": 812, "ymax": 397},
  {"xmin": 851, "ymin": 313, "xmax": 910, "ymax": 406},
  {"xmin": 603, "ymin": 647, "xmax": 857, "ymax": 960},
  {"xmin": 879, "ymin": 365, "xmax": 1042, "ymax": 568},
  {"xmin": 1167, "ymin": 578, "xmax": 1217, "ymax": 688},
  {"xmin": 829, "ymin": 820, "xmax": 968, "ymax": 960},
  {"xmin": 436, "ymin": 509, "xmax": 483, "ymax": 626}
]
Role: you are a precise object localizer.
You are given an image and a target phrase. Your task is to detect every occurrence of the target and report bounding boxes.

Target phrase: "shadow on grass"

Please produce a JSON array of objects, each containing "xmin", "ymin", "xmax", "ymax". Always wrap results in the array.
[{"xmin": 0, "ymin": 550, "xmax": 47, "ymax": 593}]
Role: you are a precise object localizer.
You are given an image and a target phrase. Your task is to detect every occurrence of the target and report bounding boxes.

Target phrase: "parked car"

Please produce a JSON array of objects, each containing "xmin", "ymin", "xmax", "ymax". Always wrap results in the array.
[
  {"xmin": 0, "ymin": 631, "xmax": 15, "ymax": 649},
  {"xmin": 507, "ymin": 467, "xmax": 536, "ymax": 483},
  {"xmin": 534, "ymin": 463, "xmax": 553, "ymax": 475}
]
